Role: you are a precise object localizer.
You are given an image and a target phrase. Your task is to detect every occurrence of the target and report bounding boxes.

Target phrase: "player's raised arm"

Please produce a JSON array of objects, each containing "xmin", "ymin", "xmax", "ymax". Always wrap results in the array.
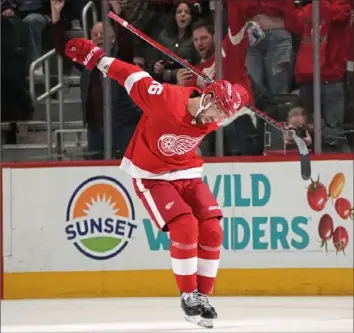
[{"xmin": 64, "ymin": 38, "xmax": 166, "ymax": 116}]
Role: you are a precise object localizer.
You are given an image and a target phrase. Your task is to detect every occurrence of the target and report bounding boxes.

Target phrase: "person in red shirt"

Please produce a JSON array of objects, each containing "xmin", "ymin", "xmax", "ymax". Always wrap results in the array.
[
  {"xmin": 177, "ymin": 0, "xmax": 255, "ymax": 107},
  {"xmin": 64, "ymin": 37, "xmax": 249, "ymax": 328},
  {"xmin": 283, "ymin": 0, "xmax": 351, "ymax": 151}
]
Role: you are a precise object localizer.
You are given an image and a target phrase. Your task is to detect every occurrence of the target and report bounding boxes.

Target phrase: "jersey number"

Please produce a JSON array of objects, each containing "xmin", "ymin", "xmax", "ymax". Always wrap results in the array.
[{"xmin": 148, "ymin": 81, "xmax": 164, "ymax": 95}]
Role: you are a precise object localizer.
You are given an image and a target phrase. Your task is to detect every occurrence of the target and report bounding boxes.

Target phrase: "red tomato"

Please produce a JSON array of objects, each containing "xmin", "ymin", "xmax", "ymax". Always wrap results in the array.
[
  {"xmin": 318, "ymin": 214, "xmax": 334, "ymax": 252},
  {"xmin": 307, "ymin": 177, "xmax": 328, "ymax": 212},
  {"xmin": 332, "ymin": 226, "xmax": 349, "ymax": 255},
  {"xmin": 328, "ymin": 172, "xmax": 345, "ymax": 200},
  {"xmin": 335, "ymin": 197, "xmax": 354, "ymax": 220}
]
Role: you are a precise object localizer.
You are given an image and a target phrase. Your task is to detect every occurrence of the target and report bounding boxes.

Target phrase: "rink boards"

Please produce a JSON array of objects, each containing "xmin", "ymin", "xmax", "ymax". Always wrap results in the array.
[{"xmin": 1, "ymin": 154, "xmax": 353, "ymax": 299}]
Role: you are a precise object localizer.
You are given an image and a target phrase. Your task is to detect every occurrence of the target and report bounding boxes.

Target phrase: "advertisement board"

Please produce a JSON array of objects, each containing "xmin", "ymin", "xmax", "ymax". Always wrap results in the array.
[{"xmin": 1, "ymin": 157, "xmax": 353, "ymax": 298}]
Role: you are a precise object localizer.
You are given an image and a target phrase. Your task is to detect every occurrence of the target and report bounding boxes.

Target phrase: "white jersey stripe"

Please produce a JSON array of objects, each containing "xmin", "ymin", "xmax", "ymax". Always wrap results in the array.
[
  {"xmin": 120, "ymin": 157, "xmax": 203, "ymax": 181},
  {"xmin": 124, "ymin": 71, "xmax": 151, "ymax": 94},
  {"xmin": 135, "ymin": 179, "xmax": 166, "ymax": 230},
  {"xmin": 172, "ymin": 257, "xmax": 198, "ymax": 276},
  {"xmin": 197, "ymin": 258, "xmax": 220, "ymax": 278}
]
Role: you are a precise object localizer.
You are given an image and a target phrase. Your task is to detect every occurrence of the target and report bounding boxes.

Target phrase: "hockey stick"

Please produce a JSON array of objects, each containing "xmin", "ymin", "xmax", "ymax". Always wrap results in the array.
[{"xmin": 108, "ymin": 11, "xmax": 311, "ymax": 181}]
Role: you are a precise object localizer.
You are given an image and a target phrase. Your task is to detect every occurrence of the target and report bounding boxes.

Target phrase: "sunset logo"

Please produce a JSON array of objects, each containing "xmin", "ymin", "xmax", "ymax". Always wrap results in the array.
[{"xmin": 65, "ymin": 176, "xmax": 137, "ymax": 260}]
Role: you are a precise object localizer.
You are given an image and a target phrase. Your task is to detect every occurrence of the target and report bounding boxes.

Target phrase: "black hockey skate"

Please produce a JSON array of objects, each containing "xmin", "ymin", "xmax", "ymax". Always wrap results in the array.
[
  {"xmin": 181, "ymin": 290, "xmax": 203, "ymax": 326},
  {"xmin": 198, "ymin": 292, "xmax": 218, "ymax": 328},
  {"xmin": 181, "ymin": 290, "xmax": 202, "ymax": 316}
]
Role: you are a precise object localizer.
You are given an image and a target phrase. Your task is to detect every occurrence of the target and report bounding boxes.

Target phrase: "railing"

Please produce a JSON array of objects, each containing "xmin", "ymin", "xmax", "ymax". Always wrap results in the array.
[
  {"xmin": 82, "ymin": 1, "xmax": 98, "ymax": 39},
  {"xmin": 54, "ymin": 128, "xmax": 87, "ymax": 160},
  {"xmin": 29, "ymin": 49, "xmax": 64, "ymax": 158}
]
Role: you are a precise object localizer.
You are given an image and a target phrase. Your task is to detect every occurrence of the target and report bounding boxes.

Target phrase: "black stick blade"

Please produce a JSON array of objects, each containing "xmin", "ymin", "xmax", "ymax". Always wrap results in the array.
[
  {"xmin": 292, "ymin": 133, "xmax": 312, "ymax": 180},
  {"xmin": 300, "ymin": 154, "xmax": 311, "ymax": 180}
]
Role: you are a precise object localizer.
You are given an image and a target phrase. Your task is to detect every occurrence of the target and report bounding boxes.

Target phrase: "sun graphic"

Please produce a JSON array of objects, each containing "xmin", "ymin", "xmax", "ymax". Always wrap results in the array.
[
  {"xmin": 72, "ymin": 183, "xmax": 129, "ymax": 220},
  {"xmin": 83, "ymin": 194, "xmax": 120, "ymax": 218}
]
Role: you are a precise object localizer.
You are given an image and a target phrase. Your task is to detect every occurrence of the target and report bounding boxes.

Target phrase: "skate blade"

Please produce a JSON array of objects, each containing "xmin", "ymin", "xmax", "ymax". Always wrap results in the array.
[{"xmin": 185, "ymin": 315, "xmax": 214, "ymax": 329}]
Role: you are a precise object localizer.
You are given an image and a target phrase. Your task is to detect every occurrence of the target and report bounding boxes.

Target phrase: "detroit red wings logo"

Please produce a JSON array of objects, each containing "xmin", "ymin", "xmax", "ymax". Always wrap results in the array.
[{"xmin": 158, "ymin": 134, "xmax": 202, "ymax": 156}]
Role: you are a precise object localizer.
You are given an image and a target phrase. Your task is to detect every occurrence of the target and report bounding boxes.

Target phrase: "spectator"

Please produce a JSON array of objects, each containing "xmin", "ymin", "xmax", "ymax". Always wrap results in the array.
[
  {"xmin": 1, "ymin": 0, "xmax": 51, "ymax": 75},
  {"xmin": 149, "ymin": 0, "xmax": 200, "ymax": 83},
  {"xmin": 50, "ymin": 0, "xmax": 142, "ymax": 159},
  {"xmin": 176, "ymin": 0, "xmax": 256, "ymax": 106},
  {"xmin": 177, "ymin": 17, "xmax": 262, "ymax": 156},
  {"xmin": 246, "ymin": 0, "xmax": 293, "ymax": 95},
  {"xmin": 1, "ymin": 10, "xmax": 34, "ymax": 143},
  {"xmin": 114, "ymin": 0, "xmax": 206, "ymax": 70},
  {"xmin": 176, "ymin": 20, "xmax": 215, "ymax": 87},
  {"xmin": 284, "ymin": 106, "xmax": 312, "ymax": 147},
  {"xmin": 283, "ymin": 0, "xmax": 351, "ymax": 152}
]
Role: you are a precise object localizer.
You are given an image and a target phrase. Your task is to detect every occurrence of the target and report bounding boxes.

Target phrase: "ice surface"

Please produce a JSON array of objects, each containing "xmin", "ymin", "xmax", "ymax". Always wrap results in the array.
[{"xmin": 1, "ymin": 296, "xmax": 353, "ymax": 332}]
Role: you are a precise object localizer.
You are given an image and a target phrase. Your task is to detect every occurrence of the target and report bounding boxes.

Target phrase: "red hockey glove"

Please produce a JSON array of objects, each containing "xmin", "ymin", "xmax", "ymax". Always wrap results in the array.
[{"xmin": 64, "ymin": 38, "xmax": 105, "ymax": 70}]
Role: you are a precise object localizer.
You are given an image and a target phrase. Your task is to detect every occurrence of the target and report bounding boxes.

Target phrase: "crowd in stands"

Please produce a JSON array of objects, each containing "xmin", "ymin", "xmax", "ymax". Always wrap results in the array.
[{"xmin": 1, "ymin": 0, "xmax": 353, "ymax": 159}]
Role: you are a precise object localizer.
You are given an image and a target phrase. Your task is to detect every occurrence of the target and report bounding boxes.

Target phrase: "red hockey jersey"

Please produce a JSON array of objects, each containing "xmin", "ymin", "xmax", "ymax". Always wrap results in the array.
[{"xmin": 98, "ymin": 57, "xmax": 219, "ymax": 180}]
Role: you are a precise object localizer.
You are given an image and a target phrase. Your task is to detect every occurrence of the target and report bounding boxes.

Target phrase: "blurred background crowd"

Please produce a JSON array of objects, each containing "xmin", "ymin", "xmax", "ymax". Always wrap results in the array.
[{"xmin": 1, "ymin": 0, "xmax": 353, "ymax": 161}]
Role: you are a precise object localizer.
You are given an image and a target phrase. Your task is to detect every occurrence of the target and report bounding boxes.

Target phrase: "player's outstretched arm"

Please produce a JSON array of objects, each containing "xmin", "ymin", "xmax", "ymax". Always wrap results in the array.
[
  {"xmin": 64, "ymin": 38, "xmax": 148, "ymax": 87},
  {"xmin": 64, "ymin": 37, "xmax": 168, "ymax": 117},
  {"xmin": 96, "ymin": 56, "xmax": 151, "ymax": 92}
]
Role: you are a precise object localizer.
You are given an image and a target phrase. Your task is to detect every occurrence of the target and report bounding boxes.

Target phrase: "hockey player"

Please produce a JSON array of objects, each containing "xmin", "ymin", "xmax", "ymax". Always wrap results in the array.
[{"xmin": 64, "ymin": 37, "xmax": 249, "ymax": 328}]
